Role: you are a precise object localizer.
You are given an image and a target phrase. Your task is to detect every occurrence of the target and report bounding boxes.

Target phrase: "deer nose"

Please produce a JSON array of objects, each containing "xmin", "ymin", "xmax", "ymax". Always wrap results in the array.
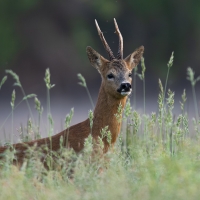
[
  {"xmin": 117, "ymin": 83, "xmax": 132, "ymax": 93},
  {"xmin": 121, "ymin": 83, "xmax": 131, "ymax": 90}
]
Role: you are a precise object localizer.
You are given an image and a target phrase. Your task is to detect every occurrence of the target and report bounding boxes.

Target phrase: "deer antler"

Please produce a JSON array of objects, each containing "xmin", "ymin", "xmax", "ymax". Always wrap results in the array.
[
  {"xmin": 95, "ymin": 19, "xmax": 115, "ymax": 61},
  {"xmin": 114, "ymin": 18, "xmax": 123, "ymax": 60}
]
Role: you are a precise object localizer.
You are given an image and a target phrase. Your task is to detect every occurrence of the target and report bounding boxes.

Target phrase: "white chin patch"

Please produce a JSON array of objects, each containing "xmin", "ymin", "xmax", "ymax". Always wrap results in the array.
[{"xmin": 121, "ymin": 91, "xmax": 131, "ymax": 96}]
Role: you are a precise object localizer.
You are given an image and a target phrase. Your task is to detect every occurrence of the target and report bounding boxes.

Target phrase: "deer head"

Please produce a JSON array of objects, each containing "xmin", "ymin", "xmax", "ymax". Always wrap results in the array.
[{"xmin": 86, "ymin": 18, "xmax": 144, "ymax": 99}]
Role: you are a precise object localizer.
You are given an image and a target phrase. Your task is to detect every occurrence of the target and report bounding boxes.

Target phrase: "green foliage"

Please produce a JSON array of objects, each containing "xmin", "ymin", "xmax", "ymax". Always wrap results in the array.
[
  {"xmin": 84, "ymin": 134, "xmax": 93, "ymax": 154},
  {"xmin": 89, "ymin": 0, "xmax": 120, "ymax": 20},
  {"xmin": 124, "ymin": 98, "xmax": 132, "ymax": 118},
  {"xmin": 187, "ymin": 67, "xmax": 200, "ymax": 119},
  {"xmin": 0, "ymin": 76, "xmax": 7, "ymax": 89},
  {"xmin": 34, "ymin": 97, "xmax": 43, "ymax": 116},
  {"xmin": 137, "ymin": 57, "xmax": 146, "ymax": 81},
  {"xmin": 164, "ymin": 52, "xmax": 174, "ymax": 106},
  {"xmin": 139, "ymin": 57, "xmax": 146, "ymax": 113},
  {"xmin": 180, "ymin": 89, "xmax": 187, "ymax": 112},
  {"xmin": 6, "ymin": 69, "xmax": 35, "ymax": 120},
  {"xmin": 114, "ymin": 102, "xmax": 123, "ymax": 123},
  {"xmin": 1, "ymin": 133, "xmax": 200, "ymax": 199},
  {"xmin": 77, "ymin": 73, "xmax": 87, "ymax": 87},
  {"xmin": 0, "ymin": 1, "xmax": 39, "ymax": 66},
  {"xmin": 77, "ymin": 73, "xmax": 94, "ymax": 109},
  {"xmin": 10, "ymin": 89, "xmax": 16, "ymax": 110},
  {"xmin": 88, "ymin": 110, "xmax": 94, "ymax": 131},
  {"xmin": 132, "ymin": 111, "xmax": 141, "ymax": 135},
  {"xmin": 100, "ymin": 126, "xmax": 112, "ymax": 145},
  {"xmin": 167, "ymin": 52, "xmax": 174, "ymax": 69},
  {"xmin": 65, "ymin": 108, "xmax": 74, "ymax": 129},
  {"xmin": 187, "ymin": 67, "xmax": 200, "ymax": 87},
  {"xmin": 44, "ymin": 68, "xmax": 55, "ymax": 137},
  {"xmin": 44, "ymin": 68, "xmax": 55, "ymax": 90},
  {"xmin": 6, "ymin": 69, "xmax": 21, "ymax": 87}
]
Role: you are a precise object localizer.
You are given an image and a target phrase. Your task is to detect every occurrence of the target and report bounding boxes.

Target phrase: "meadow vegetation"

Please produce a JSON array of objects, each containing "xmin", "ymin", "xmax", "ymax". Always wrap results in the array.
[{"xmin": 0, "ymin": 54, "xmax": 200, "ymax": 199}]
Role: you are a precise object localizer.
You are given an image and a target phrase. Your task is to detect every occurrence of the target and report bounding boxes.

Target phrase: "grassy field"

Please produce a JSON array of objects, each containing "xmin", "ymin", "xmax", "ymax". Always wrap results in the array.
[{"xmin": 1, "ymin": 54, "xmax": 200, "ymax": 199}]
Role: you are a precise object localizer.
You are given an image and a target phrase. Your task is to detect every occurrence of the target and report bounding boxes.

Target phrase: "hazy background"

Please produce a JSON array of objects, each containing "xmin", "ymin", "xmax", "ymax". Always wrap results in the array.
[{"xmin": 0, "ymin": 0, "xmax": 200, "ymax": 141}]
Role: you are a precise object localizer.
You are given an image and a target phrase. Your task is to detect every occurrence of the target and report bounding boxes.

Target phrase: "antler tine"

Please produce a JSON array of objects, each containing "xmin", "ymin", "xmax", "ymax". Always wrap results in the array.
[
  {"xmin": 95, "ymin": 19, "xmax": 115, "ymax": 60},
  {"xmin": 114, "ymin": 18, "xmax": 123, "ymax": 59}
]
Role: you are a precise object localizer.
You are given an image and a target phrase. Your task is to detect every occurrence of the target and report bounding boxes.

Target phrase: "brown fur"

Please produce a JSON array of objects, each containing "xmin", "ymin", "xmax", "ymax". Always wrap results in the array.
[{"xmin": 0, "ymin": 20, "xmax": 144, "ymax": 166}]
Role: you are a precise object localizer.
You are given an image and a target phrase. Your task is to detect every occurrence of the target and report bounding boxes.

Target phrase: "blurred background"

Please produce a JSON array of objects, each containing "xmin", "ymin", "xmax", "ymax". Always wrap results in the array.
[{"xmin": 0, "ymin": 0, "xmax": 200, "ymax": 140}]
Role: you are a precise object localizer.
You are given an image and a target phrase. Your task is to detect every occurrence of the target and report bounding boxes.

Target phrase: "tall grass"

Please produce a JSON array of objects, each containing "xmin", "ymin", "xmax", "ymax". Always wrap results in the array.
[
  {"xmin": 44, "ymin": 68, "xmax": 55, "ymax": 136},
  {"xmin": 135, "ymin": 57, "xmax": 146, "ymax": 114},
  {"xmin": 133, "ymin": 66, "xmax": 138, "ymax": 109},
  {"xmin": 1, "ymin": 57, "xmax": 200, "ymax": 199},
  {"xmin": 6, "ymin": 70, "xmax": 35, "ymax": 121},
  {"xmin": 187, "ymin": 67, "xmax": 200, "ymax": 120},
  {"xmin": 65, "ymin": 108, "xmax": 74, "ymax": 148},
  {"xmin": 77, "ymin": 73, "xmax": 94, "ymax": 109},
  {"xmin": 34, "ymin": 97, "xmax": 43, "ymax": 138},
  {"xmin": 10, "ymin": 89, "xmax": 15, "ymax": 144},
  {"xmin": 0, "ymin": 70, "xmax": 37, "ymax": 138}
]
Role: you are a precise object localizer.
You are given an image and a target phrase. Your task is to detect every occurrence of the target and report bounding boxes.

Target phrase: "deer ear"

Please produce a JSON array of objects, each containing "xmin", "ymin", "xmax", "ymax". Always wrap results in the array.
[
  {"xmin": 86, "ymin": 46, "xmax": 108, "ymax": 72},
  {"xmin": 124, "ymin": 46, "xmax": 144, "ymax": 70}
]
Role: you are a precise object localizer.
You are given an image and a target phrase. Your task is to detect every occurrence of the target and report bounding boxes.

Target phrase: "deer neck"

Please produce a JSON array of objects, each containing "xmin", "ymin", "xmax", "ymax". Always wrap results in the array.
[{"xmin": 92, "ymin": 83, "xmax": 127, "ymax": 144}]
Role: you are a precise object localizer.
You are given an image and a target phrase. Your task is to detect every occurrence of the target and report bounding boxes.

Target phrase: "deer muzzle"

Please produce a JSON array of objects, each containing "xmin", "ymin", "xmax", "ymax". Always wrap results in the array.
[{"xmin": 117, "ymin": 82, "xmax": 132, "ymax": 96}]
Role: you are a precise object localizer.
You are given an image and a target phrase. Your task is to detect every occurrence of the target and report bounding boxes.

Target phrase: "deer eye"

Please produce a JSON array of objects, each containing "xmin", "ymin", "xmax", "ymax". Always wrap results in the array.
[
  {"xmin": 107, "ymin": 73, "xmax": 114, "ymax": 79},
  {"xmin": 129, "ymin": 73, "xmax": 132, "ymax": 77}
]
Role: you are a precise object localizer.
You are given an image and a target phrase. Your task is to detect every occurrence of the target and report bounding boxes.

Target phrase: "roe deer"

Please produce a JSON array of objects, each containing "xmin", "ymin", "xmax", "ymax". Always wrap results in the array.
[{"xmin": 0, "ymin": 18, "xmax": 144, "ymax": 165}]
